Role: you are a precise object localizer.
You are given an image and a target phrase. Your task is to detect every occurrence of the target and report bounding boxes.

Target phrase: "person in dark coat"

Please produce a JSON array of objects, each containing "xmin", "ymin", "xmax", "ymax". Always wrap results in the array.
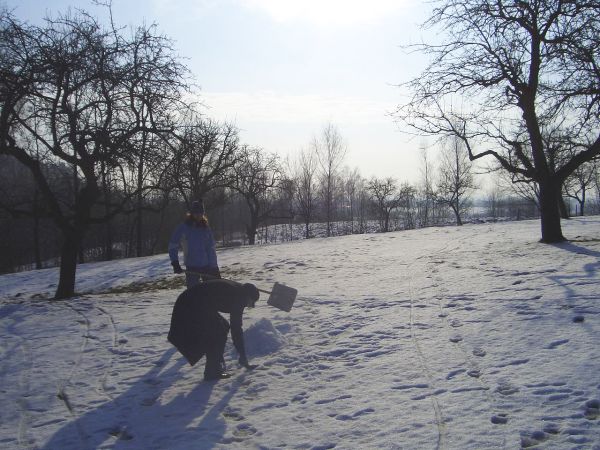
[{"xmin": 168, "ymin": 279, "xmax": 260, "ymax": 381}]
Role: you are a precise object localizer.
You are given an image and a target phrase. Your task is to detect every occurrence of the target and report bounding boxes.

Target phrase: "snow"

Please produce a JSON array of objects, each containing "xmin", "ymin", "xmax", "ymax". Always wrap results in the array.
[{"xmin": 1, "ymin": 217, "xmax": 600, "ymax": 449}]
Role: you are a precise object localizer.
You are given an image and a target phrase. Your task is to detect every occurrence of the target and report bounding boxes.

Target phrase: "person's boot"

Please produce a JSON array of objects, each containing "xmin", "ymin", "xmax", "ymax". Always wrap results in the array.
[
  {"xmin": 204, "ymin": 371, "xmax": 231, "ymax": 381},
  {"xmin": 204, "ymin": 354, "xmax": 231, "ymax": 381}
]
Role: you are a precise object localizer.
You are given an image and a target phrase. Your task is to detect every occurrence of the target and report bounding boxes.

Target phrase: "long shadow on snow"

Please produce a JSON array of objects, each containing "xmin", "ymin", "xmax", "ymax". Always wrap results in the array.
[
  {"xmin": 42, "ymin": 348, "xmax": 243, "ymax": 450},
  {"xmin": 547, "ymin": 242, "xmax": 600, "ymax": 299}
]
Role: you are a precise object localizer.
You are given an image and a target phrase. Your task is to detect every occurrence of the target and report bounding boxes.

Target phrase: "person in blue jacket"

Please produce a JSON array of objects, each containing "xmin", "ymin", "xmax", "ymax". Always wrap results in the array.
[{"xmin": 169, "ymin": 199, "xmax": 220, "ymax": 288}]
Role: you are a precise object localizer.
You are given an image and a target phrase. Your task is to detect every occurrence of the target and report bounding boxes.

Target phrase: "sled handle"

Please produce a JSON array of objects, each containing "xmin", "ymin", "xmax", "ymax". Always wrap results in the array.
[{"xmin": 184, "ymin": 270, "xmax": 272, "ymax": 294}]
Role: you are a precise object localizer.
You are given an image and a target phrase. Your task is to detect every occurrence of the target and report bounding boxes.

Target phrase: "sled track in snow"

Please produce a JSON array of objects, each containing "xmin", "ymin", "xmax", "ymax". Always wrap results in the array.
[
  {"xmin": 433, "ymin": 292, "xmax": 509, "ymax": 449},
  {"xmin": 408, "ymin": 280, "xmax": 447, "ymax": 450},
  {"xmin": 54, "ymin": 300, "xmax": 122, "ymax": 447},
  {"xmin": 1, "ymin": 305, "xmax": 36, "ymax": 448},
  {"xmin": 427, "ymin": 231, "xmax": 510, "ymax": 449},
  {"xmin": 58, "ymin": 302, "xmax": 92, "ymax": 445},
  {"xmin": 16, "ymin": 338, "xmax": 33, "ymax": 450},
  {"xmin": 404, "ymin": 231, "xmax": 484, "ymax": 449},
  {"xmin": 94, "ymin": 304, "xmax": 119, "ymax": 401}
]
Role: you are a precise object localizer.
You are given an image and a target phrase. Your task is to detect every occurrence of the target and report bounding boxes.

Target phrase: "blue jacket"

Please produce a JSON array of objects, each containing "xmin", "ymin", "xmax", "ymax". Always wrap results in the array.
[{"xmin": 168, "ymin": 221, "xmax": 218, "ymax": 270}]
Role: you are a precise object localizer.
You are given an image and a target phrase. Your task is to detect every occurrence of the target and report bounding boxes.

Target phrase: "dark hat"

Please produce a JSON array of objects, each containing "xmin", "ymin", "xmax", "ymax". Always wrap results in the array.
[
  {"xmin": 242, "ymin": 283, "xmax": 260, "ymax": 307},
  {"xmin": 190, "ymin": 200, "xmax": 205, "ymax": 215}
]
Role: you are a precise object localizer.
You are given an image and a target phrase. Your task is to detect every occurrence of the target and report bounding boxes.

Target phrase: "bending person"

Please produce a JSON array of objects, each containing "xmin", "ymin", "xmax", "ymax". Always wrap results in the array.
[{"xmin": 169, "ymin": 279, "xmax": 260, "ymax": 381}]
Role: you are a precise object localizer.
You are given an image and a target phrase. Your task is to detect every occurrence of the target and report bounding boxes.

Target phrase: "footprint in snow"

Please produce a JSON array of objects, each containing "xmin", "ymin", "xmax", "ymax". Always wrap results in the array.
[
  {"xmin": 520, "ymin": 430, "xmax": 548, "ymax": 448},
  {"xmin": 140, "ymin": 395, "xmax": 158, "ymax": 406},
  {"xmin": 291, "ymin": 391, "xmax": 309, "ymax": 404},
  {"xmin": 332, "ymin": 407, "xmax": 375, "ymax": 421},
  {"xmin": 108, "ymin": 426, "xmax": 133, "ymax": 441},
  {"xmin": 584, "ymin": 399, "xmax": 600, "ymax": 420},
  {"xmin": 472, "ymin": 347, "xmax": 486, "ymax": 357},
  {"xmin": 222, "ymin": 408, "xmax": 245, "ymax": 422},
  {"xmin": 233, "ymin": 423, "xmax": 257, "ymax": 438},
  {"xmin": 491, "ymin": 414, "xmax": 508, "ymax": 424},
  {"xmin": 447, "ymin": 368, "xmax": 466, "ymax": 380},
  {"xmin": 496, "ymin": 382, "xmax": 519, "ymax": 396},
  {"xmin": 542, "ymin": 423, "xmax": 561, "ymax": 434},
  {"xmin": 546, "ymin": 339, "xmax": 569, "ymax": 349},
  {"xmin": 450, "ymin": 319, "xmax": 462, "ymax": 328}
]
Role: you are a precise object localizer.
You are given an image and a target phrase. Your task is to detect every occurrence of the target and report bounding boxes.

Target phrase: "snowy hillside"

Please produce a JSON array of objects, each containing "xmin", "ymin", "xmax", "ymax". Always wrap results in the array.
[{"xmin": 1, "ymin": 217, "xmax": 600, "ymax": 449}]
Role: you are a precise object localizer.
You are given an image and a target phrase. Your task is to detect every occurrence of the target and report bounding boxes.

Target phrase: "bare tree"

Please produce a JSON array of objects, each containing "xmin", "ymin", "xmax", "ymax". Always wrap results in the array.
[
  {"xmin": 417, "ymin": 147, "xmax": 436, "ymax": 227},
  {"xmin": 233, "ymin": 146, "xmax": 282, "ymax": 245},
  {"xmin": 343, "ymin": 167, "xmax": 362, "ymax": 234},
  {"xmin": 563, "ymin": 160, "xmax": 597, "ymax": 216},
  {"xmin": 435, "ymin": 135, "xmax": 476, "ymax": 226},
  {"xmin": 0, "ymin": 10, "xmax": 188, "ymax": 298},
  {"xmin": 313, "ymin": 123, "xmax": 347, "ymax": 237},
  {"xmin": 594, "ymin": 162, "xmax": 600, "ymax": 214},
  {"xmin": 395, "ymin": 0, "xmax": 600, "ymax": 242},
  {"xmin": 292, "ymin": 147, "xmax": 318, "ymax": 239},
  {"xmin": 169, "ymin": 114, "xmax": 240, "ymax": 208},
  {"xmin": 485, "ymin": 179, "xmax": 506, "ymax": 220},
  {"xmin": 367, "ymin": 177, "xmax": 404, "ymax": 232},
  {"xmin": 273, "ymin": 174, "xmax": 296, "ymax": 241}
]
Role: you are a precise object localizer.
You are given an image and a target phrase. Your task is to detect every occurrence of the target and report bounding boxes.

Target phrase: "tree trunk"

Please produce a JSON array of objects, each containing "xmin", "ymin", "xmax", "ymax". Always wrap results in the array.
[
  {"xmin": 136, "ymin": 134, "xmax": 147, "ymax": 257},
  {"xmin": 136, "ymin": 203, "xmax": 143, "ymax": 257},
  {"xmin": 538, "ymin": 180, "xmax": 565, "ymax": 243},
  {"xmin": 33, "ymin": 189, "xmax": 42, "ymax": 270},
  {"xmin": 246, "ymin": 212, "xmax": 259, "ymax": 245},
  {"xmin": 55, "ymin": 229, "xmax": 82, "ymax": 299},
  {"xmin": 54, "ymin": 182, "xmax": 97, "ymax": 299},
  {"xmin": 451, "ymin": 202, "xmax": 462, "ymax": 226},
  {"xmin": 105, "ymin": 220, "xmax": 113, "ymax": 260},
  {"xmin": 247, "ymin": 225, "xmax": 256, "ymax": 245},
  {"xmin": 558, "ymin": 196, "xmax": 569, "ymax": 219}
]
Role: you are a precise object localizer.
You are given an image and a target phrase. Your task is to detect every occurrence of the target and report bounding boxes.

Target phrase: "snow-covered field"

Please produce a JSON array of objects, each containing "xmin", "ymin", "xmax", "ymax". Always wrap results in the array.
[{"xmin": 1, "ymin": 217, "xmax": 600, "ymax": 449}]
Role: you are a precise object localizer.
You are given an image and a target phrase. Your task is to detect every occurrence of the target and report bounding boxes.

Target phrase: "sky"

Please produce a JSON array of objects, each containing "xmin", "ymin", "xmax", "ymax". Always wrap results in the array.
[
  {"xmin": 4, "ymin": 0, "xmax": 434, "ymax": 182},
  {"xmin": 1, "ymin": 216, "xmax": 600, "ymax": 448}
]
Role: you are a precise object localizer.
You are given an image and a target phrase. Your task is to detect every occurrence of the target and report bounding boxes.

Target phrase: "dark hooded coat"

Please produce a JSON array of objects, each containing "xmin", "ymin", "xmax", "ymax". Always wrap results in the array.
[{"xmin": 168, "ymin": 279, "xmax": 254, "ymax": 366}]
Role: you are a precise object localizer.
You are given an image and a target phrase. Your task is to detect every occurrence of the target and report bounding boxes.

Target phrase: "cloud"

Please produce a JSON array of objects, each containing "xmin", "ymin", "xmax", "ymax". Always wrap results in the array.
[{"xmin": 239, "ymin": 0, "xmax": 411, "ymax": 27}]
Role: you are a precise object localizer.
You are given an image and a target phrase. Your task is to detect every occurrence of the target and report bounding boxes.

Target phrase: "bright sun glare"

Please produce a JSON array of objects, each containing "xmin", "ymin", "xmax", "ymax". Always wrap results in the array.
[{"xmin": 241, "ymin": 0, "xmax": 409, "ymax": 27}]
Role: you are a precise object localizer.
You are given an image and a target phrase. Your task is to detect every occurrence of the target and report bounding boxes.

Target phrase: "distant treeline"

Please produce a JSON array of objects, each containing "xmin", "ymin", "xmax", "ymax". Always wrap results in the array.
[{"xmin": 6, "ymin": 142, "xmax": 596, "ymax": 275}]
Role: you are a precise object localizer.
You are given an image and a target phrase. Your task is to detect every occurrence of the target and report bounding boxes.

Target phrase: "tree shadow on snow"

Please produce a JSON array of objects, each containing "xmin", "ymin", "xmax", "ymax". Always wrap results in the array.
[
  {"xmin": 41, "ymin": 348, "xmax": 244, "ymax": 450},
  {"xmin": 547, "ymin": 242, "xmax": 600, "ymax": 299}
]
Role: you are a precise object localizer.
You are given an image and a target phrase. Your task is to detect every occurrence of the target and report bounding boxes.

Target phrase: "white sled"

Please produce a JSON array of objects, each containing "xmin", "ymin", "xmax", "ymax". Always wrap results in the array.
[{"xmin": 261, "ymin": 282, "xmax": 298, "ymax": 312}]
